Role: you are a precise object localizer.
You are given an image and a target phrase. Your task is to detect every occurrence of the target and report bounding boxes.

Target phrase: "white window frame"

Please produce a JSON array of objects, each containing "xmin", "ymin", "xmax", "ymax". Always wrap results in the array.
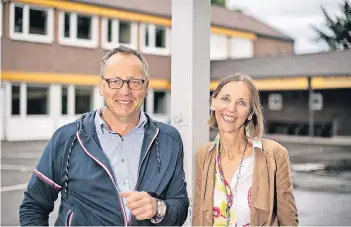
[
  {"xmin": 9, "ymin": 3, "xmax": 54, "ymax": 43},
  {"xmin": 139, "ymin": 23, "xmax": 171, "ymax": 56},
  {"xmin": 101, "ymin": 17, "xmax": 137, "ymax": 50},
  {"xmin": 58, "ymin": 11, "xmax": 98, "ymax": 48}
]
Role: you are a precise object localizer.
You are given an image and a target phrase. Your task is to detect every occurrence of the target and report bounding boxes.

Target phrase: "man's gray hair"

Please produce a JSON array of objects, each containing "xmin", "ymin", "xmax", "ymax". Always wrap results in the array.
[{"xmin": 100, "ymin": 45, "xmax": 149, "ymax": 78}]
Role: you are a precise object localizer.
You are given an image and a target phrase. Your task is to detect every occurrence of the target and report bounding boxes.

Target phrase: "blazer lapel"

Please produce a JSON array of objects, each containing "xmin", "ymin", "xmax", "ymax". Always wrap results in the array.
[
  {"xmin": 265, "ymin": 149, "xmax": 277, "ymax": 225},
  {"xmin": 202, "ymin": 138, "xmax": 217, "ymax": 225},
  {"xmin": 251, "ymin": 140, "xmax": 277, "ymax": 226},
  {"xmin": 252, "ymin": 146, "xmax": 270, "ymax": 213}
]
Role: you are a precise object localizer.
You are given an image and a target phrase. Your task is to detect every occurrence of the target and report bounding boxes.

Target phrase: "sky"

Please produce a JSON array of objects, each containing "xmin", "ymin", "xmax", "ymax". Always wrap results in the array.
[{"xmin": 227, "ymin": 0, "xmax": 348, "ymax": 54}]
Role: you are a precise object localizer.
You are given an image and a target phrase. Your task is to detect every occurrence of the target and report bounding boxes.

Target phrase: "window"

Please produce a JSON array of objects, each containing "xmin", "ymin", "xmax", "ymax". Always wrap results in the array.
[
  {"xmin": 143, "ymin": 97, "xmax": 147, "ymax": 112},
  {"xmin": 119, "ymin": 21, "xmax": 132, "ymax": 44},
  {"xmin": 310, "ymin": 93, "xmax": 323, "ymax": 111},
  {"xmin": 140, "ymin": 24, "xmax": 170, "ymax": 55},
  {"xmin": 155, "ymin": 26, "xmax": 166, "ymax": 48},
  {"xmin": 101, "ymin": 18, "xmax": 137, "ymax": 50},
  {"xmin": 77, "ymin": 15, "xmax": 92, "ymax": 40},
  {"xmin": 145, "ymin": 28, "xmax": 149, "ymax": 47},
  {"xmin": 268, "ymin": 93, "xmax": 283, "ymax": 111},
  {"xmin": 11, "ymin": 85, "xmax": 20, "ymax": 115},
  {"xmin": 62, "ymin": 86, "xmax": 68, "ymax": 115},
  {"xmin": 210, "ymin": 34, "xmax": 228, "ymax": 60},
  {"xmin": 9, "ymin": 3, "xmax": 54, "ymax": 43},
  {"xmin": 27, "ymin": 85, "xmax": 49, "ymax": 115},
  {"xmin": 64, "ymin": 12, "xmax": 70, "ymax": 38},
  {"xmin": 153, "ymin": 91, "xmax": 167, "ymax": 114},
  {"xmin": 75, "ymin": 87, "xmax": 93, "ymax": 114},
  {"xmin": 59, "ymin": 11, "xmax": 98, "ymax": 48},
  {"xmin": 230, "ymin": 38, "xmax": 253, "ymax": 59}
]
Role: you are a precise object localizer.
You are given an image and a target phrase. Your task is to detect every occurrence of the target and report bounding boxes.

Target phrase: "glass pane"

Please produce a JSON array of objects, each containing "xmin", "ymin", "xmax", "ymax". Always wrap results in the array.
[
  {"xmin": 29, "ymin": 8, "xmax": 47, "ymax": 35},
  {"xmin": 153, "ymin": 91, "xmax": 166, "ymax": 114},
  {"xmin": 75, "ymin": 87, "xmax": 92, "ymax": 114},
  {"xmin": 155, "ymin": 26, "xmax": 166, "ymax": 48},
  {"xmin": 61, "ymin": 87, "xmax": 68, "ymax": 115},
  {"xmin": 64, "ymin": 12, "xmax": 70, "ymax": 38},
  {"xmin": 145, "ymin": 26, "xmax": 149, "ymax": 47},
  {"xmin": 11, "ymin": 85, "xmax": 20, "ymax": 115},
  {"xmin": 107, "ymin": 19, "xmax": 112, "ymax": 42},
  {"xmin": 27, "ymin": 86, "xmax": 48, "ymax": 115},
  {"xmin": 14, "ymin": 6, "xmax": 23, "ymax": 33},
  {"xmin": 77, "ymin": 15, "xmax": 92, "ymax": 40},
  {"xmin": 119, "ymin": 21, "xmax": 131, "ymax": 44},
  {"xmin": 143, "ymin": 97, "xmax": 147, "ymax": 112}
]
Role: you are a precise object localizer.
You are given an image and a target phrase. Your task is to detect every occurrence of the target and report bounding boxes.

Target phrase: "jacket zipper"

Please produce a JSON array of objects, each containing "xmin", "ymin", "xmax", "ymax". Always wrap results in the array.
[
  {"xmin": 128, "ymin": 128, "xmax": 159, "ymax": 224},
  {"xmin": 76, "ymin": 132, "xmax": 128, "ymax": 227}
]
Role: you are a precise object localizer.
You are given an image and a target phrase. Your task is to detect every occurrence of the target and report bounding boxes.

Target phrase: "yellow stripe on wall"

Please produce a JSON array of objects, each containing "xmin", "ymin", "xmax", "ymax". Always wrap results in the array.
[
  {"xmin": 5, "ymin": 72, "xmax": 350, "ymax": 91},
  {"xmin": 210, "ymin": 77, "xmax": 309, "ymax": 91},
  {"xmin": 211, "ymin": 27, "xmax": 257, "ymax": 40},
  {"xmin": 312, "ymin": 76, "xmax": 351, "ymax": 89},
  {"xmin": 253, "ymin": 77, "xmax": 309, "ymax": 91},
  {"xmin": 210, "ymin": 81, "xmax": 219, "ymax": 91},
  {"xmin": 14, "ymin": 0, "xmax": 257, "ymax": 40},
  {"xmin": 2, "ymin": 71, "xmax": 100, "ymax": 85},
  {"xmin": 1, "ymin": 71, "xmax": 171, "ymax": 90}
]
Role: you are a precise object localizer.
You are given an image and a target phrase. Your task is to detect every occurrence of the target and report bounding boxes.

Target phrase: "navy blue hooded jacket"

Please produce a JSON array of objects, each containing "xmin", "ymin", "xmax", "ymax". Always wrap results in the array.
[{"xmin": 19, "ymin": 110, "xmax": 189, "ymax": 226}]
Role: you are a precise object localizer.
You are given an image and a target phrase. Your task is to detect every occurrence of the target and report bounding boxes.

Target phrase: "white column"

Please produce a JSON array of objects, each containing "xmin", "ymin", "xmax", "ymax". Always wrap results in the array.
[
  {"xmin": 68, "ymin": 84, "xmax": 75, "ymax": 116},
  {"xmin": 4, "ymin": 82, "xmax": 12, "ymax": 140},
  {"xmin": 171, "ymin": 0, "xmax": 210, "ymax": 225},
  {"xmin": 146, "ymin": 88, "xmax": 154, "ymax": 116},
  {"xmin": 4, "ymin": 81, "xmax": 11, "ymax": 121},
  {"xmin": 166, "ymin": 91, "xmax": 171, "ymax": 118},
  {"xmin": 0, "ymin": 82, "xmax": 6, "ymax": 140},
  {"xmin": 51, "ymin": 84, "xmax": 61, "ymax": 131},
  {"xmin": 56, "ymin": 85, "xmax": 63, "ymax": 116},
  {"xmin": 93, "ymin": 85, "xmax": 103, "ymax": 109},
  {"xmin": 20, "ymin": 83, "xmax": 26, "ymax": 118}
]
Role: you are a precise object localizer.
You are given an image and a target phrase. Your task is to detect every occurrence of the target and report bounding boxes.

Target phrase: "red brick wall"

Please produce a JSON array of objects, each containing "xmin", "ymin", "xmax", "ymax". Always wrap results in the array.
[{"xmin": 254, "ymin": 37, "xmax": 294, "ymax": 57}]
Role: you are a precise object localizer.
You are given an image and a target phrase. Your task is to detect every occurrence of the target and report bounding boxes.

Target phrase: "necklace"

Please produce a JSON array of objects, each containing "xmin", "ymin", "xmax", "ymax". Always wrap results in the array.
[{"xmin": 217, "ymin": 139, "xmax": 248, "ymax": 227}]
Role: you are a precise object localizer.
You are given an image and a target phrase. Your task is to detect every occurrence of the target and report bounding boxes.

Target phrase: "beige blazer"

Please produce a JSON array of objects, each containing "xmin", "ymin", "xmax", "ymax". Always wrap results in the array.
[{"xmin": 192, "ymin": 138, "xmax": 299, "ymax": 226}]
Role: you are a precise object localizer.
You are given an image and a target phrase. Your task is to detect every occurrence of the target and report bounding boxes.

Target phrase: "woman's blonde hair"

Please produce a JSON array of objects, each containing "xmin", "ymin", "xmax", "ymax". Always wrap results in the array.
[{"xmin": 208, "ymin": 73, "xmax": 265, "ymax": 139}]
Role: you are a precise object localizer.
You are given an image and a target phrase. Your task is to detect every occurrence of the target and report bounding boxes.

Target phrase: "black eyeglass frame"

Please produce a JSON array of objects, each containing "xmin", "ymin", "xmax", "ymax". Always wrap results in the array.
[{"xmin": 101, "ymin": 77, "xmax": 148, "ymax": 90}]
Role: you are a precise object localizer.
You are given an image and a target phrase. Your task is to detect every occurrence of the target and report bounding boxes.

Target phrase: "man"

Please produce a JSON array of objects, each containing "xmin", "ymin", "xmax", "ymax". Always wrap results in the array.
[{"xmin": 19, "ymin": 45, "xmax": 189, "ymax": 226}]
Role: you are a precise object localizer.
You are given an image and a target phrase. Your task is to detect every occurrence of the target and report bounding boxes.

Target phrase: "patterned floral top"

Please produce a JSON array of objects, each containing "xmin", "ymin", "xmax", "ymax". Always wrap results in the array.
[{"xmin": 213, "ymin": 141, "xmax": 256, "ymax": 227}]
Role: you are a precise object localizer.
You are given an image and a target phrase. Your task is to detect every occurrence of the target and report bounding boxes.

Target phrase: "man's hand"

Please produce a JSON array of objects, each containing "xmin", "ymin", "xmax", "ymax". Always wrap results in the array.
[{"xmin": 120, "ymin": 191, "xmax": 157, "ymax": 220}]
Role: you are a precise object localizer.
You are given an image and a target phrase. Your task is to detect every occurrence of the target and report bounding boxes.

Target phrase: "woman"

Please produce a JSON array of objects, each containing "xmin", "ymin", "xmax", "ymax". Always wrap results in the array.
[{"xmin": 192, "ymin": 74, "xmax": 298, "ymax": 227}]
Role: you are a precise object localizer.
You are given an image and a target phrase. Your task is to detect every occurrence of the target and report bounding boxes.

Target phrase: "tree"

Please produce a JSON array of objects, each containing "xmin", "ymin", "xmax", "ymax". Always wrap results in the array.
[
  {"xmin": 312, "ymin": 0, "xmax": 351, "ymax": 51},
  {"xmin": 211, "ymin": 0, "xmax": 226, "ymax": 7}
]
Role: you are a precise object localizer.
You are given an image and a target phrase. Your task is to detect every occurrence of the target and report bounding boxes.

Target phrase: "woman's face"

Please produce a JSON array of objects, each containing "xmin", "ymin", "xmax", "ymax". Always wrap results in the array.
[{"xmin": 212, "ymin": 81, "xmax": 252, "ymax": 134}]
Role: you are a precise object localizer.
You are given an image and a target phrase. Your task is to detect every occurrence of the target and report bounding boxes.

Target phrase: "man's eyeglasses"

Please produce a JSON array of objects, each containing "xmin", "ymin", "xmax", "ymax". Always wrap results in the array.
[{"xmin": 101, "ymin": 77, "xmax": 148, "ymax": 90}]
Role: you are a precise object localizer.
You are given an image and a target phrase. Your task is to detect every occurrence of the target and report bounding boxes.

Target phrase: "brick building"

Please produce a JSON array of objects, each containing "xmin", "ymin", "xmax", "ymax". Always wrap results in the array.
[{"xmin": 1, "ymin": 0, "xmax": 299, "ymax": 140}]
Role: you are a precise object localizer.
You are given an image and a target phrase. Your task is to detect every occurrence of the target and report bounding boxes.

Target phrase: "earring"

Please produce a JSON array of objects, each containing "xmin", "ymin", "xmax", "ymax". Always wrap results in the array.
[{"xmin": 248, "ymin": 115, "xmax": 253, "ymax": 121}]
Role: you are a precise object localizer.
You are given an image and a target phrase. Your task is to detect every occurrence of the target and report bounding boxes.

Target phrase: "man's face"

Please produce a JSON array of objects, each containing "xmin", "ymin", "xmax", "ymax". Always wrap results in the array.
[{"xmin": 99, "ymin": 53, "xmax": 148, "ymax": 121}]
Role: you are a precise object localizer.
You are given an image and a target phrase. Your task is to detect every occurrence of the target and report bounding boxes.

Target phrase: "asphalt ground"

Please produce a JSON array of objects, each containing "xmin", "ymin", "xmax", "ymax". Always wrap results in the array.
[{"xmin": 1, "ymin": 140, "xmax": 351, "ymax": 226}]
